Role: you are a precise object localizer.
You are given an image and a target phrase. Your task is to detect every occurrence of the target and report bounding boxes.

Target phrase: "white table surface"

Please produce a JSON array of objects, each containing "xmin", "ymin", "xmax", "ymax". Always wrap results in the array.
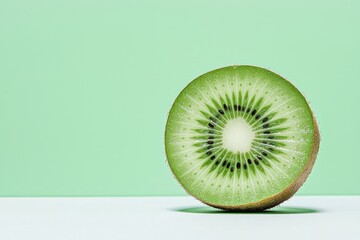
[{"xmin": 0, "ymin": 196, "xmax": 359, "ymax": 240}]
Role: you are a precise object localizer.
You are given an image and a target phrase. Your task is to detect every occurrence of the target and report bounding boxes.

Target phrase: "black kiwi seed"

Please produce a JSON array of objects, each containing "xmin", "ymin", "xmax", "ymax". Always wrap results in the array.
[
  {"xmin": 206, "ymin": 151, "xmax": 212, "ymax": 155},
  {"xmin": 210, "ymin": 155, "xmax": 216, "ymax": 160},
  {"xmin": 268, "ymin": 147, "xmax": 274, "ymax": 152},
  {"xmin": 218, "ymin": 109, "xmax": 224, "ymax": 115},
  {"xmin": 226, "ymin": 162, "xmax": 230, "ymax": 169},
  {"xmin": 215, "ymin": 160, "xmax": 220, "ymax": 165},
  {"xmin": 223, "ymin": 104, "xmax": 228, "ymax": 111},
  {"xmin": 246, "ymin": 108, "xmax": 250, "ymax": 113},
  {"xmin": 264, "ymin": 131, "xmax": 270, "ymax": 134},
  {"xmin": 262, "ymin": 141, "xmax": 267, "ymax": 144},
  {"xmin": 208, "ymin": 136, "xmax": 214, "ymax": 139},
  {"xmin": 238, "ymin": 105, "xmax": 242, "ymax": 111},
  {"xmin": 222, "ymin": 160, "xmax": 227, "ymax": 167},
  {"xmin": 210, "ymin": 117, "xmax": 216, "ymax": 122},
  {"xmin": 262, "ymin": 152, "xmax": 268, "ymax": 156},
  {"xmin": 230, "ymin": 167, "xmax": 234, "ymax": 172},
  {"xmin": 262, "ymin": 117, "xmax": 269, "ymax": 122},
  {"xmin": 263, "ymin": 123, "xmax": 269, "ymax": 128},
  {"xmin": 255, "ymin": 115, "xmax": 261, "ymax": 120},
  {"xmin": 247, "ymin": 159, "xmax": 252, "ymax": 165},
  {"xmin": 268, "ymin": 136, "xmax": 275, "ymax": 139},
  {"xmin": 254, "ymin": 159, "xmax": 259, "ymax": 165},
  {"xmin": 208, "ymin": 123, "xmax": 214, "ymax": 128},
  {"xmin": 243, "ymin": 164, "xmax": 248, "ymax": 170},
  {"xmin": 233, "ymin": 104, "xmax": 238, "ymax": 111},
  {"xmin": 251, "ymin": 110, "xmax": 257, "ymax": 116},
  {"xmin": 241, "ymin": 106, "xmax": 245, "ymax": 111},
  {"xmin": 236, "ymin": 162, "xmax": 241, "ymax": 169},
  {"xmin": 207, "ymin": 140, "xmax": 214, "ymax": 144},
  {"xmin": 207, "ymin": 145, "xmax": 212, "ymax": 150},
  {"xmin": 257, "ymin": 156, "xmax": 263, "ymax": 160}
]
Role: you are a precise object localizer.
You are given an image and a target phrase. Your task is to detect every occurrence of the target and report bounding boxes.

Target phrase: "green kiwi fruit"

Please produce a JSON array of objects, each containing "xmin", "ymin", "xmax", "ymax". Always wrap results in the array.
[{"xmin": 165, "ymin": 65, "xmax": 320, "ymax": 211}]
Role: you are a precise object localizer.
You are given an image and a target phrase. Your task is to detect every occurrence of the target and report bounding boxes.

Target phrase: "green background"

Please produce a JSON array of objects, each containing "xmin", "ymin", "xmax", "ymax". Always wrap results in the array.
[{"xmin": 0, "ymin": 0, "xmax": 359, "ymax": 196}]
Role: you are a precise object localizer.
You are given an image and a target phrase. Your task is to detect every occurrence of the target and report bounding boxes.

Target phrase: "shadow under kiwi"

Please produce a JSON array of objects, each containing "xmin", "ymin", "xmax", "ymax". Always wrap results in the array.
[{"xmin": 172, "ymin": 206, "xmax": 320, "ymax": 214}]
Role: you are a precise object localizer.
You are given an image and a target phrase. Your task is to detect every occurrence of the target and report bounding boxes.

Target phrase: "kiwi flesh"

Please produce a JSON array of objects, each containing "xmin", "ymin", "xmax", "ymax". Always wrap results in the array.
[{"xmin": 165, "ymin": 65, "xmax": 320, "ymax": 211}]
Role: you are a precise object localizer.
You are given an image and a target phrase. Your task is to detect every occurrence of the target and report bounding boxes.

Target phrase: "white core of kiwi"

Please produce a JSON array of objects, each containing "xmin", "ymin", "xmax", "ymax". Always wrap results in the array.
[{"xmin": 222, "ymin": 117, "xmax": 254, "ymax": 153}]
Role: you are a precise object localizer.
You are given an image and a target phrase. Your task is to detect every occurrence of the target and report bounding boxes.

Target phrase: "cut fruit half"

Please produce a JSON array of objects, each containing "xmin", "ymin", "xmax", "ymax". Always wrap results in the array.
[{"xmin": 165, "ymin": 65, "xmax": 319, "ymax": 211}]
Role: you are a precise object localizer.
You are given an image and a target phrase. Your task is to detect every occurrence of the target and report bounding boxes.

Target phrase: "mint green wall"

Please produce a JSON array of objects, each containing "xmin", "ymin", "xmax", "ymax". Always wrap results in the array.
[{"xmin": 0, "ymin": 0, "xmax": 359, "ymax": 196}]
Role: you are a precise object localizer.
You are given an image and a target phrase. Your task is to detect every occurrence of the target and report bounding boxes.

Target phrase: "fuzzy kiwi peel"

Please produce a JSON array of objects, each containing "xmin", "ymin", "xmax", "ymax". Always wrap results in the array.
[{"xmin": 165, "ymin": 65, "xmax": 320, "ymax": 211}]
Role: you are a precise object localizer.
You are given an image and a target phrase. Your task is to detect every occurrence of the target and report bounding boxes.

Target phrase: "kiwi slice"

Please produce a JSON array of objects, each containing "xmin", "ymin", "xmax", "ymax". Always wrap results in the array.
[{"xmin": 165, "ymin": 65, "xmax": 320, "ymax": 211}]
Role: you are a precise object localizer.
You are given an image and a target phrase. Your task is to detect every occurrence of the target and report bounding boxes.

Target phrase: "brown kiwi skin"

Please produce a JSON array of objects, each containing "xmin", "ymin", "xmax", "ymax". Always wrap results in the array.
[{"xmin": 165, "ymin": 66, "xmax": 320, "ymax": 211}]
